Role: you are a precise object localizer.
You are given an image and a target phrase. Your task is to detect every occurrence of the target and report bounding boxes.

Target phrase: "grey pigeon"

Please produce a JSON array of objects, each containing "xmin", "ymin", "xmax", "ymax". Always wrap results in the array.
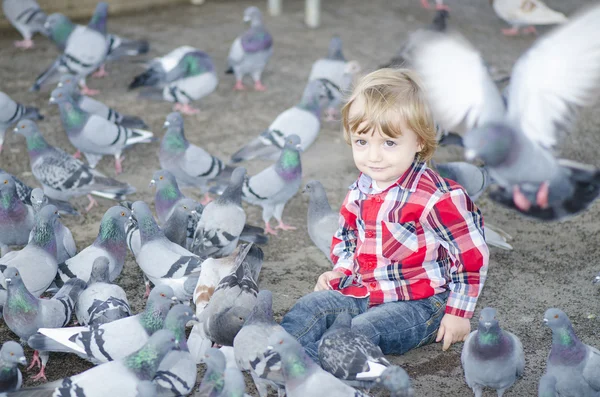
[
  {"xmin": 201, "ymin": 243, "xmax": 263, "ymax": 346},
  {"xmin": 57, "ymin": 74, "xmax": 148, "ymax": 129},
  {"xmin": 0, "ymin": 171, "xmax": 35, "ymax": 256},
  {"xmin": 2, "ymin": 266, "xmax": 85, "ymax": 381},
  {"xmin": 0, "ymin": 91, "xmax": 43, "ymax": 153},
  {"xmin": 129, "ymin": 46, "xmax": 218, "ymax": 115},
  {"xmin": 0, "ymin": 287, "xmax": 5, "ymax": 317},
  {"xmin": 238, "ymin": 135, "xmax": 303, "ymax": 235},
  {"xmin": 11, "ymin": 329, "xmax": 178, "ymax": 397},
  {"xmin": 50, "ymin": 86, "xmax": 154, "ymax": 174},
  {"xmin": 27, "ymin": 285, "xmax": 177, "ymax": 365},
  {"xmin": 542, "ymin": 308, "xmax": 600, "ymax": 396},
  {"xmin": 234, "ymin": 290, "xmax": 286, "ymax": 397},
  {"xmin": 2, "ymin": 0, "xmax": 47, "ymax": 49},
  {"xmin": 538, "ymin": 373, "xmax": 557, "ymax": 397},
  {"xmin": 31, "ymin": 2, "xmax": 110, "ymax": 93},
  {"xmin": 29, "ymin": 188, "xmax": 77, "ymax": 263},
  {"xmin": 221, "ymin": 367, "xmax": 249, "ymax": 397},
  {"xmin": 131, "ymin": 201, "xmax": 203, "ymax": 301},
  {"xmin": 151, "ymin": 169, "xmax": 194, "ymax": 225},
  {"xmin": 0, "ymin": 205, "xmax": 60, "ymax": 297},
  {"xmin": 75, "ymin": 256, "xmax": 132, "ymax": 326},
  {"xmin": 594, "ymin": 271, "xmax": 600, "ymax": 285},
  {"xmin": 197, "ymin": 347, "xmax": 227, "ymax": 396},
  {"xmin": 154, "ymin": 304, "xmax": 198, "ymax": 396},
  {"xmin": 374, "ymin": 366, "xmax": 414, "ymax": 397},
  {"xmin": 137, "ymin": 380, "xmax": 157, "ymax": 397},
  {"xmin": 227, "ymin": 6, "xmax": 273, "ymax": 91},
  {"xmin": 57, "ymin": 206, "xmax": 132, "ymax": 284},
  {"xmin": 266, "ymin": 331, "xmax": 371, "ymax": 397},
  {"xmin": 159, "ymin": 112, "xmax": 232, "ymax": 198},
  {"xmin": 191, "ymin": 167, "xmax": 247, "ymax": 258},
  {"xmin": 318, "ymin": 313, "xmax": 390, "ymax": 383},
  {"xmin": 14, "ymin": 120, "xmax": 136, "ymax": 212},
  {"xmin": 230, "ymin": 80, "xmax": 328, "ymax": 163},
  {"xmin": 411, "ymin": 5, "xmax": 600, "ymax": 221},
  {"xmin": 303, "ymin": 180, "xmax": 338, "ymax": 260},
  {"xmin": 0, "ymin": 341, "xmax": 27, "ymax": 392},
  {"xmin": 462, "ymin": 307, "xmax": 525, "ymax": 397}
]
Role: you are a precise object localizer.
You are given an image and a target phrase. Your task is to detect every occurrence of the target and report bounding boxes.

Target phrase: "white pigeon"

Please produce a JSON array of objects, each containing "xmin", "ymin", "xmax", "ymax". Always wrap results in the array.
[{"xmin": 492, "ymin": 0, "xmax": 568, "ymax": 36}]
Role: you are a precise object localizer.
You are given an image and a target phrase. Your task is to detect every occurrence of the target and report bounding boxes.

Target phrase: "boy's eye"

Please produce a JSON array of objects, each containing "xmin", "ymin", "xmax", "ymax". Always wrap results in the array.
[
  {"xmin": 355, "ymin": 139, "xmax": 367, "ymax": 146},
  {"xmin": 384, "ymin": 140, "xmax": 397, "ymax": 147}
]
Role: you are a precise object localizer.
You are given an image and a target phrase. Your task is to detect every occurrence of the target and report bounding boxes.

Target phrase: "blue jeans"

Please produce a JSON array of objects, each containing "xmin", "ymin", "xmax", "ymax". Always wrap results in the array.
[{"xmin": 280, "ymin": 290, "xmax": 449, "ymax": 362}]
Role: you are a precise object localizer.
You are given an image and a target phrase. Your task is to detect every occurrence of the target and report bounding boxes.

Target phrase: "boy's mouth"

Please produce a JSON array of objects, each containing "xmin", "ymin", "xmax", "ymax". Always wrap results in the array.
[{"xmin": 368, "ymin": 166, "xmax": 388, "ymax": 172}]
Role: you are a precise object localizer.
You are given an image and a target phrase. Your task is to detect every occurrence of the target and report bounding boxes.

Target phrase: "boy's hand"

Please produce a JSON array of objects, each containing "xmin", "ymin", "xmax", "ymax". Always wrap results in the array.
[
  {"xmin": 436, "ymin": 313, "xmax": 471, "ymax": 351},
  {"xmin": 314, "ymin": 271, "xmax": 346, "ymax": 291}
]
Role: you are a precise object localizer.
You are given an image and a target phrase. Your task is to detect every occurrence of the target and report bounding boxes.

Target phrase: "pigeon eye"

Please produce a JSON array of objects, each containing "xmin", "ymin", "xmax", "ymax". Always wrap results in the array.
[
  {"xmin": 3, "ymin": 180, "xmax": 7, "ymax": 184},
  {"xmin": 54, "ymin": 210, "xmax": 58, "ymax": 215},
  {"xmin": 278, "ymin": 339, "xmax": 283, "ymax": 345},
  {"xmin": 21, "ymin": 125, "xmax": 25, "ymax": 129},
  {"xmin": 554, "ymin": 314, "xmax": 559, "ymax": 319},
  {"xmin": 15, "ymin": 272, "xmax": 18, "ymax": 276},
  {"xmin": 120, "ymin": 212, "xmax": 125, "ymax": 216},
  {"xmin": 183, "ymin": 205, "xmax": 188, "ymax": 210},
  {"xmin": 10, "ymin": 352, "xmax": 14, "ymax": 356},
  {"xmin": 160, "ymin": 293, "xmax": 166, "ymax": 297},
  {"xmin": 159, "ymin": 176, "xmax": 164, "ymax": 180}
]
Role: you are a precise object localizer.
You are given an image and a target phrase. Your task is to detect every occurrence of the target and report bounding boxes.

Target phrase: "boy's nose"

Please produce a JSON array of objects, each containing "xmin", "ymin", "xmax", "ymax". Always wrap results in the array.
[{"xmin": 368, "ymin": 146, "xmax": 382, "ymax": 162}]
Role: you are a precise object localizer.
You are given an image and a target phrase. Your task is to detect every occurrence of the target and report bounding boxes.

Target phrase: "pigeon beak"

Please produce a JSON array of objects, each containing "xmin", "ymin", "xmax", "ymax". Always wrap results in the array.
[
  {"xmin": 192, "ymin": 314, "xmax": 199, "ymax": 322},
  {"xmin": 191, "ymin": 210, "xmax": 197, "ymax": 216},
  {"xmin": 5, "ymin": 278, "xmax": 11, "ymax": 284},
  {"xmin": 57, "ymin": 82, "xmax": 64, "ymax": 88},
  {"xmin": 171, "ymin": 296, "xmax": 179, "ymax": 302},
  {"xmin": 149, "ymin": 179, "xmax": 156, "ymax": 188},
  {"xmin": 593, "ymin": 275, "xmax": 600, "ymax": 284},
  {"xmin": 18, "ymin": 356, "xmax": 27, "ymax": 366},
  {"xmin": 266, "ymin": 345, "xmax": 274, "ymax": 351},
  {"xmin": 243, "ymin": 16, "xmax": 251, "ymax": 22},
  {"xmin": 543, "ymin": 318, "xmax": 548, "ymax": 325},
  {"xmin": 464, "ymin": 149, "xmax": 477, "ymax": 162},
  {"xmin": 483, "ymin": 321, "xmax": 491, "ymax": 329},
  {"xmin": 163, "ymin": 121, "xmax": 170, "ymax": 128},
  {"xmin": 13, "ymin": 127, "xmax": 18, "ymax": 133},
  {"xmin": 296, "ymin": 144, "xmax": 303, "ymax": 151},
  {"xmin": 49, "ymin": 97, "xmax": 56, "ymax": 104}
]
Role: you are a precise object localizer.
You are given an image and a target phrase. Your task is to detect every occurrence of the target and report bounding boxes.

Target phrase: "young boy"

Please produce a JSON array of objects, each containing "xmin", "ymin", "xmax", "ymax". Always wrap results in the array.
[{"xmin": 281, "ymin": 68, "xmax": 489, "ymax": 361}]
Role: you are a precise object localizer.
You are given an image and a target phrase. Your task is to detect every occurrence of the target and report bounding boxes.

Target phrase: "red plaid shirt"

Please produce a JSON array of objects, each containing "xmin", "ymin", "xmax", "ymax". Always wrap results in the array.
[{"xmin": 331, "ymin": 160, "xmax": 489, "ymax": 319}]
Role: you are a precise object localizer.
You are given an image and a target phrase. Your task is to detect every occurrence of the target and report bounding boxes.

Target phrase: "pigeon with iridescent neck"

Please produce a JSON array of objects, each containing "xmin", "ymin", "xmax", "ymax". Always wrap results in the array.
[
  {"xmin": 0, "ymin": 171, "xmax": 35, "ymax": 257},
  {"xmin": 0, "ymin": 341, "xmax": 27, "ymax": 392},
  {"xmin": 150, "ymin": 169, "xmax": 191, "ymax": 224},
  {"xmin": 57, "ymin": 74, "xmax": 148, "ymax": 129},
  {"xmin": 230, "ymin": 81, "xmax": 327, "ymax": 163},
  {"xmin": 3, "ymin": 266, "xmax": 86, "ymax": 381},
  {"xmin": 14, "ymin": 120, "xmax": 136, "ymax": 212},
  {"xmin": 29, "ymin": 188, "xmax": 76, "ymax": 263},
  {"xmin": 18, "ymin": 330, "xmax": 178, "ymax": 396},
  {"xmin": 50, "ymin": 86, "xmax": 154, "ymax": 174},
  {"xmin": 542, "ymin": 308, "xmax": 600, "ymax": 396},
  {"xmin": 131, "ymin": 201, "xmax": 203, "ymax": 301},
  {"xmin": 2, "ymin": 0, "xmax": 47, "ymax": 49},
  {"xmin": 303, "ymin": 180, "xmax": 338, "ymax": 261},
  {"xmin": 0, "ymin": 91, "xmax": 43, "ymax": 154},
  {"xmin": 27, "ymin": 285, "xmax": 177, "ymax": 365},
  {"xmin": 159, "ymin": 112, "xmax": 233, "ymax": 201},
  {"xmin": 57, "ymin": 206, "xmax": 132, "ymax": 284},
  {"xmin": 239, "ymin": 134, "xmax": 303, "ymax": 235},
  {"xmin": 375, "ymin": 366, "xmax": 414, "ymax": 397},
  {"xmin": 461, "ymin": 307, "xmax": 525, "ymax": 397},
  {"xmin": 154, "ymin": 304, "xmax": 198, "ymax": 396},
  {"xmin": 0, "ymin": 205, "xmax": 60, "ymax": 297},
  {"xmin": 197, "ymin": 347, "xmax": 227, "ymax": 396},
  {"xmin": 227, "ymin": 6, "xmax": 273, "ymax": 91},
  {"xmin": 266, "ymin": 331, "xmax": 371, "ymax": 397}
]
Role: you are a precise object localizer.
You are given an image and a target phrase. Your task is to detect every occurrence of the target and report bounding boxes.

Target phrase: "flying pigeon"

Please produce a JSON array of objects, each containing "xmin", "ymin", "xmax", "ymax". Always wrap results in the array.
[{"xmin": 2, "ymin": 0, "xmax": 47, "ymax": 49}]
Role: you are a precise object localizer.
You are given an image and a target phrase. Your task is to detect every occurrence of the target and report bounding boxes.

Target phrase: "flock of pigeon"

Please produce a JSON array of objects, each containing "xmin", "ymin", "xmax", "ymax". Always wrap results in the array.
[{"xmin": 0, "ymin": 0, "xmax": 599, "ymax": 396}]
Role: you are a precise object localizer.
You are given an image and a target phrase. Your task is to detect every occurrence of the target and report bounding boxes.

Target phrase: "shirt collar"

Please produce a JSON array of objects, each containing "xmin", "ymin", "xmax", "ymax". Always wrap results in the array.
[{"xmin": 350, "ymin": 157, "xmax": 427, "ymax": 194}]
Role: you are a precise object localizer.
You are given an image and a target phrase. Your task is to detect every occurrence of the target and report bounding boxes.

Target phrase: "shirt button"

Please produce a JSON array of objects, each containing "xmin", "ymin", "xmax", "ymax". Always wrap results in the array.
[
  {"xmin": 365, "ymin": 231, "xmax": 375, "ymax": 238},
  {"xmin": 370, "ymin": 282, "xmax": 377, "ymax": 288},
  {"xmin": 374, "ymin": 196, "xmax": 382, "ymax": 203}
]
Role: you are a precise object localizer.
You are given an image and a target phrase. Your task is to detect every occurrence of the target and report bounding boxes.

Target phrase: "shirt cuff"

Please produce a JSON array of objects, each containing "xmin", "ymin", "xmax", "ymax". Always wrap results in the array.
[
  {"xmin": 332, "ymin": 260, "xmax": 354, "ymax": 277},
  {"xmin": 445, "ymin": 291, "xmax": 478, "ymax": 319}
]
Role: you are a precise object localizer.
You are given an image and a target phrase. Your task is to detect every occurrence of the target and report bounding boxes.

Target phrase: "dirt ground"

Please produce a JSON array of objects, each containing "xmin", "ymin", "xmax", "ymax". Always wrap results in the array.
[{"xmin": 0, "ymin": 0, "xmax": 599, "ymax": 395}]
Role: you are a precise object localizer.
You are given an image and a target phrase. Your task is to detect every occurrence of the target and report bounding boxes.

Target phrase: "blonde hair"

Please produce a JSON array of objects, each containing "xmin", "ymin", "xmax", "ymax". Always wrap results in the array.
[{"xmin": 341, "ymin": 68, "xmax": 437, "ymax": 161}]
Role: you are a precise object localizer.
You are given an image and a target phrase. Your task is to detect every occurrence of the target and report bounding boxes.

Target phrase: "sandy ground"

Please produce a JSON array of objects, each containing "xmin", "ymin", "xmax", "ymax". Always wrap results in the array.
[{"xmin": 0, "ymin": 0, "xmax": 599, "ymax": 395}]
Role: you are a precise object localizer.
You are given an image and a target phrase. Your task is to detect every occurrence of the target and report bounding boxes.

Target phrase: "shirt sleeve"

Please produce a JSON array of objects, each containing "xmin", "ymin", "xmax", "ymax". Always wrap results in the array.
[
  {"xmin": 330, "ymin": 191, "xmax": 359, "ymax": 276},
  {"xmin": 424, "ymin": 189, "xmax": 489, "ymax": 319}
]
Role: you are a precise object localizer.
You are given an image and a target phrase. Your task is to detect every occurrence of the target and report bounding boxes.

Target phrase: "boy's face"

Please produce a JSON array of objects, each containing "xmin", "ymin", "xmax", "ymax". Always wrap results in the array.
[{"xmin": 349, "ymin": 103, "xmax": 423, "ymax": 190}]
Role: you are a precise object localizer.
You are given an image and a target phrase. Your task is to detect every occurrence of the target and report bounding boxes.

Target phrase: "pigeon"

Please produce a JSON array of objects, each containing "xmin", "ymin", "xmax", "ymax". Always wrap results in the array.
[
  {"xmin": 0, "ymin": 286, "xmax": 6, "ymax": 316},
  {"xmin": 461, "ymin": 307, "xmax": 525, "ymax": 397},
  {"xmin": 129, "ymin": 46, "xmax": 218, "ymax": 115},
  {"xmin": 266, "ymin": 331, "xmax": 371, "ymax": 397},
  {"xmin": 537, "ymin": 373, "xmax": 557, "ymax": 397},
  {"xmin": 221, "ymin": 367, "xmax": 250, "ymax": 397},
  {"xmin": 154, "ymin": 304, "xmax": 198, "ymax": 396},
  {"xmin": 542, "ymin": 308, "xmax": 600, "ymax": 396},
  {"xmin": 318, "ymin": 313, "xmax": 390, "ymax": 383},
  {"xmin": 131, "ymin": 201, "xmax": 203, "ymax": 301},
  {"xmin": 31, "ymin": 2, "xmax": 110, "ymax": 94},
  {"xmin": 303, "ymin": 180, "xmax": 339, "ymax": 260},
  {"xmin": 2, "ymin": 266, "xmax": 86, "ymax": 381},
  {"xmin": 227, "ymin": 6, "xmax": 273, "ymax": 91},
  {"xmin": 57, "ymin": 74, "xmax": 148, "ymax": 129},
  {"xmin": 137, "ymin": 380, "xmax": 158, "ymax": 397},
  {"xmin": 374, "ymin": 366, "xmax": 414, "ymax": 397},
  {"xmin": 159, "ymin": 112, "xmax": 232, "ymax": 198},
  {"xmin": 234, "ymin": 290, "xmax": 286, "ymax": 397},
  {"xmin": 0, "ymin": 341, "xmax": 27, "ymax": 392},
  {"xmin": 50, "ymin": 87, "xmax": 154, "ymax": 174},
  {"xmin": 230, "ymin": 80, "xmax": 328, "ymax": 163},
  {"xmin": 56, "ymin": 206, "xmax": 132, "ymax": 284},
  {"xmin": 419, "ymin": 0, "xmax": 448, "ymax": 11},
  {"xmin": 75, "ymin": 256, "xmax": 132, "ymax": 326},
  {"xmin": 238, "ymin": 134, "xmax": 303, "ymax": 235},
  {"xmin": 0, "ymin": 171, "xmax": 35, "ymax": 257},
  {"xmin": 191, "ymin": 167, "xmax": 247, "ymax": 258},
  {"xmin": 27, "ymin": 285, "xmax": 177, "ymax": 365},
  {"xmin": 594, "ymin": 271, "xmax": 600, "ymax": 285},
  {"xmin": 201, "ymin": 243, "xmax": 263, "ymax": 346},
  {"xmin": 0, "ymin": 205, "xmax": 61, "ymax": 297},
  {"xmin": 411, "ymin": 5, "xmax": 600, "ymax": 221},
  {"xmin": 11, "ymin": 329, "xmax": 178, "ymax": 397},
  {"xmin": 29, "ymin": 188, "xmax": 77, "ymax": 263},
  {"xmin": 0, "ymin": 91, "xmax": 43, "ymax": 154},
  {"xmin": 14, "ymin": 120, "xmax": 136, "ymax": 212},
  {"xmin": 197, "ymin": 347, "xmax": 227, "ymax": 396},
  {"xmin": 492, "ymin": 0, "xmax": 568, "ymax": 36},
  {"xmin": 2, "ymin": 0, "xmax": 47, "ymax": 49},
  {"xmin": 150, "ymin": 169, "xmax": 194, "ymax": 225},
  {"xmin": 431, "ymin": 162, "xmax": 513, "ymax": 250}
]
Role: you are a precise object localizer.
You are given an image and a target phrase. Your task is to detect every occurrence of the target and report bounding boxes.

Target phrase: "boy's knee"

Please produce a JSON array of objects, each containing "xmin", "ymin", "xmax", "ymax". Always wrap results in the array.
[{"xmin": 351, "ymin": 315, "xmax": 380, "ymax": 343}]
